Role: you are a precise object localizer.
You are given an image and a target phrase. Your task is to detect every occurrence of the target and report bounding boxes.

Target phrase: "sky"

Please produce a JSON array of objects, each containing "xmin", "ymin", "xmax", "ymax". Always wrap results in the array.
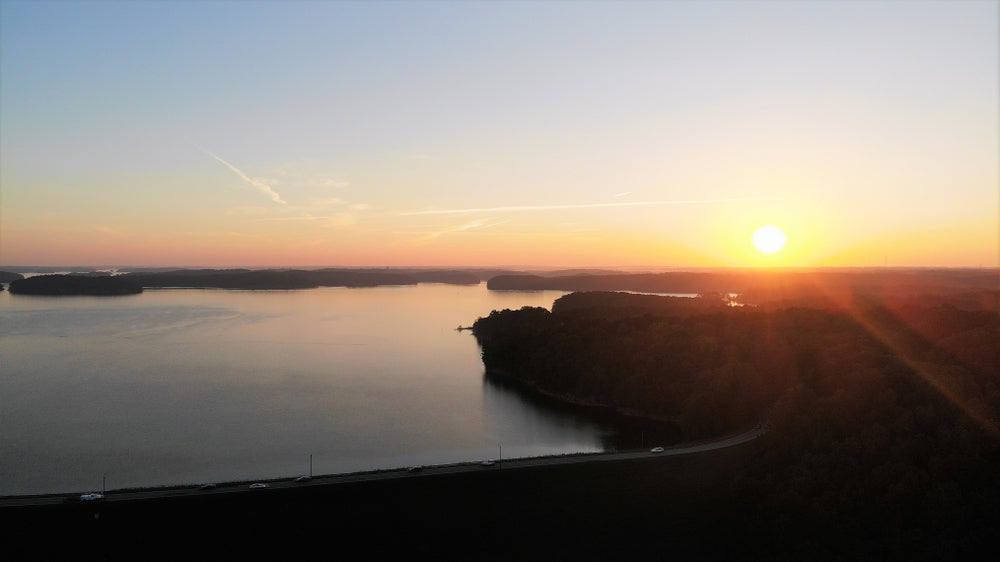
[{"xmin": 1, "ymin": 0, "xmax": 997, "ymax": 269}]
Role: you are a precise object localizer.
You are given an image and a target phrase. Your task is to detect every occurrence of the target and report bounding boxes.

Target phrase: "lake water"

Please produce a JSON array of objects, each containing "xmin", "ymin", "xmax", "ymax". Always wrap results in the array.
[{"xmin": 0, "ymin": 283, "xmax": 637, "ymax": 496}]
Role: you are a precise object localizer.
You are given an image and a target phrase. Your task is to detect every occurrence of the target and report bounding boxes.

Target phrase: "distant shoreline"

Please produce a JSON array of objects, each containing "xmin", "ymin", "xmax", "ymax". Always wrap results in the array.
[{"xmin": 5, "ymin": 266, "xmax": 995, "ymax": 302}]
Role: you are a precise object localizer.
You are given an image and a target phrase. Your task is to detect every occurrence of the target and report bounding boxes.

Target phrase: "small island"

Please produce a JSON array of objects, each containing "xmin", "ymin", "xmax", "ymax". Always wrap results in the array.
[
  {"xmin": 8, "ymin": 274, "xmax": 143, "ymax": 296},
  {"xmin": 0, "ymin": 271, "xmax": 25, "ymax": 284}
]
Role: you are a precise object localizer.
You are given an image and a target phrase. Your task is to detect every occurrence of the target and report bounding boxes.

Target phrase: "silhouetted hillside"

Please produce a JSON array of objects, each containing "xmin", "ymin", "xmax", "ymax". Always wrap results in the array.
[{"xmin": 473, "ymin": 289, "xmax": 1000, "ymax": 558}]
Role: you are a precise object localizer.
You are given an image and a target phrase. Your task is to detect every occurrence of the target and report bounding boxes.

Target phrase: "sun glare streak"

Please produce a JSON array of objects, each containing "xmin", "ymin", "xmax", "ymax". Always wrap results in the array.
[
  {"xmin": 413, "ymin": 218, "xmax": 510, "ymax": 242},
  {"xmin": 808, "ymin": 282, "xmax": 1000, "ymax": 438},
  {"xmin": 862, "ymin": 312, "xmax": 996, "ymax": 436}
]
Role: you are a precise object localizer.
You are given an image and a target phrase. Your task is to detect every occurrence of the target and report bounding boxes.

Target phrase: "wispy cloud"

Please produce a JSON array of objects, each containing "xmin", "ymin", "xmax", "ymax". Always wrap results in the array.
[
  {"xmin": 303, "ymin": 197, "xmax": 369, "ymax": 212},
  {"xmin": 310, "ymin": 197, "xmax": 348, "ymax": 207},
  {"xmin": 415, "ymin": 218, "xmax": 509, "ymax": 242},
  {"xmin": 306, "ymin": 178, "xmax": 351, "ymax": 189},
  {"xmin": 198, "ymin": 146, "xmax": 287, "ymax": 205},
  {"xmin": 91, "ymin": 225, "xmax": 126, "ymax": 236},
  {"xmin": 257, "ymin": 212, "xmax": 360, "ymax": 228},
  {"xmin": 272, "ymin": 160, "xmax": 351, "ymax": 190},
  {"xmin": 228, "ymin": 195, "xmax": 371, "ymax": 228},
  {"xmin": 400, "ymin": 197, "xmax": 785, "ymax": 216},
  {"xmin": 258, "ymin": 215, "xmax": 328, "ymax": 222}
]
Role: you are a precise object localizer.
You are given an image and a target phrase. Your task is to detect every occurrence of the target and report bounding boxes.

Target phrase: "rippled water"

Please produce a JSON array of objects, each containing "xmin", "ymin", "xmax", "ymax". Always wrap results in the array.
[{"xmin": 0, "ymin": 283, "xmax": 636, "ymax": 495}]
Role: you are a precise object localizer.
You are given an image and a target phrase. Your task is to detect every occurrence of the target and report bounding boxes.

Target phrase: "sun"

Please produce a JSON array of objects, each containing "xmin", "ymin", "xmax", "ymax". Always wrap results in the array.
[{"xmin": 752, "ymin": 225, "xmax": 787, "ymax": 254}]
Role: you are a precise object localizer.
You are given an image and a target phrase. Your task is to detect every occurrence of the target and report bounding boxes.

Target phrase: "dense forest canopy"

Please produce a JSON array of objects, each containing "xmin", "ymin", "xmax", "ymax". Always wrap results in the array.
[
  {"xmin": 473, "ymin": 287, "xmax": 1000, "ymax": 558},
  {"xmin": 474, "ymin": 291, "xmax": 998, "ymax": 435}
]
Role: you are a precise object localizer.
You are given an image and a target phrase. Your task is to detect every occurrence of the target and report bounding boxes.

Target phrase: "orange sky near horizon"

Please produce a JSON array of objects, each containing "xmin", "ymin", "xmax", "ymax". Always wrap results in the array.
[{"xmin": 1, "ymin": 2, "xmax": 997, "ymax": 270}]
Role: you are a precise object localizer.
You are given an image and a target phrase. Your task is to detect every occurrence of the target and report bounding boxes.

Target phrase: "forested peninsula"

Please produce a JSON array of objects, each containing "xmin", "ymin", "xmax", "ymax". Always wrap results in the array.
[{"xmin": 473, "ymin": 284, "xmax": 1000, "ymax": 557}]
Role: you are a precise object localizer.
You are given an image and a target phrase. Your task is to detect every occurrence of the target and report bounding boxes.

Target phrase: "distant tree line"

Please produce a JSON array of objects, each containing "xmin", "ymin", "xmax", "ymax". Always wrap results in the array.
[
  {"xmin": 0, "ymin": 271, "xmax": 24, "ymax": 283},
  {"xmin": 119, "ymin": 268, "xmax": 482, "ymax": 289},
  {"xmin": 487, "ymin": 269, "xmax": 1000, "ymax": 312},
  {"xmin": 1, "ymin": 268, "xmax": 488, "ymax": 293}
]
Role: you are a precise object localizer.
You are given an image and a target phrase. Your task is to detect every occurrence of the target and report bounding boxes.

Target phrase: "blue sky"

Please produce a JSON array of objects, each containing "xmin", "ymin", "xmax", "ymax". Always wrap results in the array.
[{"xmin": 2, "ymin": 0, "xmax": 997, "ymax": 267}]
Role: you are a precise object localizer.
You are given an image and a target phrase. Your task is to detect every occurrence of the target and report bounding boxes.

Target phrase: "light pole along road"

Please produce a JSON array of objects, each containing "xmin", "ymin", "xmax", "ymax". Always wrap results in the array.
[{"xmin": 0, "ymin": 425, "xmax": 765, "ymax": 509}]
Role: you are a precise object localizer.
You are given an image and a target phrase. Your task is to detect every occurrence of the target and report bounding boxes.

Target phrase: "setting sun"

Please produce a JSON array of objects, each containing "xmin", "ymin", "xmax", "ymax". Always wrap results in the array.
[{"xmin": 752, "ymin": 225, "xmax": 787, "ymax": 254}]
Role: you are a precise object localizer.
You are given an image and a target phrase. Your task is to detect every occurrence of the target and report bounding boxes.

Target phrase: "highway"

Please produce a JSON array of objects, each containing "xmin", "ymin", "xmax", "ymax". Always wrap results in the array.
[{"xmin": 0, "ymin": 424, "xmax": 764, "ymax": 509}]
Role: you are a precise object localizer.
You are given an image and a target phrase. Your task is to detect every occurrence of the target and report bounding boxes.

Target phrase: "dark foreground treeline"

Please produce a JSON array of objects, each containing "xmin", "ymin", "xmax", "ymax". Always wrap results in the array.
[{"xmin": 473, "ymin": 290, "xmax": 1000, "ymax": 559}]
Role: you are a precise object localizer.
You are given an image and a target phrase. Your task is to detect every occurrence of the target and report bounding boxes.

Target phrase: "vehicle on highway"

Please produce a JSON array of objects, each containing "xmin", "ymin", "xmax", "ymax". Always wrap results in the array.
[
  {"xmin": 407, "ymin": 466, "xmax": 423, "ymax": 473},
  {"xmin": 650, "ymin": 447, "xmax": 665, "ymax": 453},
  {"xmin": 199, "ymin": 483, "xmax": 216, "ymax": 490},
  {"xmin": 480, "ymin": 460, "xmax": 496, "ymax": 466},
  {"xmin": 80, "ymin": 493, "xmax": 104, "ymax": 501},
  {"xmin": 295, "ymin": 475, "xmax": 312, "ymax": 482},
  {"xmin": 249, "ymin": 483, "xmax": 268, "ymax": 489}
]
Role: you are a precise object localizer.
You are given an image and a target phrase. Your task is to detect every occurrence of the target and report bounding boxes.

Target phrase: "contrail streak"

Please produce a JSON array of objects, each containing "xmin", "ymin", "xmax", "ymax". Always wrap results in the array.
[
  {"xmin": 400, "ymin": 197, "xmax": 785, "ymax": 216},
  {"xmin": 197, "ymin": 146, "xmax": 286, "ymax": 205},
  {"xmin": 416, "ymin": 218, "xmax": 509, "ymax": 241}
]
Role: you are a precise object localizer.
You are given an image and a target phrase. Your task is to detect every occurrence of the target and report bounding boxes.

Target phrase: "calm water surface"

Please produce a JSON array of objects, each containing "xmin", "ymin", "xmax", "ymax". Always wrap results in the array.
[{"xmin": 0, "ymin": 283, "xmax": 630, "ymax": 496}]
